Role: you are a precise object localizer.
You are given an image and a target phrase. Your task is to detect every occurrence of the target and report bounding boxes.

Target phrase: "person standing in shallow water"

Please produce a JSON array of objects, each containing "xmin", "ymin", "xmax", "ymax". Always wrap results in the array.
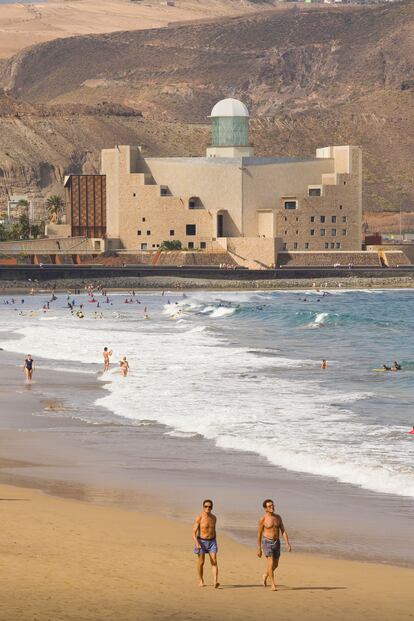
[
  {"xmin": 257, "ymin": 499, "xmax": 291, "ymax": 591},
  {"xmin": 102, "ymin": 347, "xmax": 112, "ymax": 372},
  {"xmin": 23, "ymin": 354, "xmax": 35, "ymax": 381},
  {"xmin": 119, "ymin": 357, "xmax": 129, "ymax": 377},
  {"xmin": 192, "ymin": 500, "xmax": 219, "ymax": 588}
]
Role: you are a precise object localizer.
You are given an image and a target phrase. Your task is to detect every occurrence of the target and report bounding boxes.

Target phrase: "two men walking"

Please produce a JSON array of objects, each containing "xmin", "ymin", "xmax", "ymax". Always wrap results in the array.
[{"xmin": 192, "ymin": 498, "xmax": 291, "ymax": 590}]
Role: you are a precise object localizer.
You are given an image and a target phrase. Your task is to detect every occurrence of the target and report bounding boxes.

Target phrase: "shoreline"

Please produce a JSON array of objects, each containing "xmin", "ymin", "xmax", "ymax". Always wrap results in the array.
[{"xmin": 0, "ymin": 350, "xmax": 413, "ymax": 569}]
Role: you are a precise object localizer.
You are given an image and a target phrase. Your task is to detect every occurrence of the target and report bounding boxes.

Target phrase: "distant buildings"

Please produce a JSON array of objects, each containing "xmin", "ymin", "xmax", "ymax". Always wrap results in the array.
[{"xmin": 64, "ymin": 98, "xmax": 362, "ymax": 267}]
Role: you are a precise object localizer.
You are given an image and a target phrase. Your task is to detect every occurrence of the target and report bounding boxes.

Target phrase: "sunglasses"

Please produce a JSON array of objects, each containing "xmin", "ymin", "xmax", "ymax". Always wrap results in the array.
[{"xmin": 204, "ymin": 504, "xmax": 213, "ymax": 508}]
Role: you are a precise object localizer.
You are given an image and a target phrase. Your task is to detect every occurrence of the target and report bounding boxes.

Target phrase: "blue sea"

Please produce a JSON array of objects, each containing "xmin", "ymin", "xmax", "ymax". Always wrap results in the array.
[{"xmin": 1, "ymin": 287, "xmax": 413, "ymax": 499}]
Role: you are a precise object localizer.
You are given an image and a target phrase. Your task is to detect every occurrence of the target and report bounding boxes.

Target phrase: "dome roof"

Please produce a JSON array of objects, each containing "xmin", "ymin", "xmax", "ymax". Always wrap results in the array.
[{"xmin": 210, "ymin": 98, "xmax": 249, "ymax": 118}]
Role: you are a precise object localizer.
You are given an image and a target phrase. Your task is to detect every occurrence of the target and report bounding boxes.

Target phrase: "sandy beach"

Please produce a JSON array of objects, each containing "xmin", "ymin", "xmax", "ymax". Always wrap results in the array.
[
  {"xmin": 1, "ymin": 291, "xmax": 414, "ymax": 620},
  {"xmin": 0, "ymin": 478, "xmax": 412, "ymax": 621}
]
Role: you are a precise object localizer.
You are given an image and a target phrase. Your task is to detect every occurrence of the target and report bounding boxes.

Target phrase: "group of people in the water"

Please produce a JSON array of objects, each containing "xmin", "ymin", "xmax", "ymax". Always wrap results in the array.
[{"xmin": 382, "ymin": 361, "xmax": 402, "ymax": 372}]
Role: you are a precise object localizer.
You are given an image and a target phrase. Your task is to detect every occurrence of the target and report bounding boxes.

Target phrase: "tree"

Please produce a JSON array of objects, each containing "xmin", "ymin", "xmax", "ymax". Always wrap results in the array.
[
  {"xmin": 46, "ymin": 195, "xmax": 64, "ymax": 223},
  {"xmin": 30, "ymin": 223, "xmax": 42, "ymax": 239},
  {"xmin": 160, "ymin": 240, "xmax": 182, "ymax": 251},
  {"xmin": 19, "ymin": 213, "xmax": 30, "ymax": 239}
]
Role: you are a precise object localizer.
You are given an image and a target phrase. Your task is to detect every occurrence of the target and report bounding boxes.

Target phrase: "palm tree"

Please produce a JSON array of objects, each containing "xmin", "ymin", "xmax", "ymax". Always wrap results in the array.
[{"xmin": 46, "ymin": 195, "xmax": 64, "ymax": 223}]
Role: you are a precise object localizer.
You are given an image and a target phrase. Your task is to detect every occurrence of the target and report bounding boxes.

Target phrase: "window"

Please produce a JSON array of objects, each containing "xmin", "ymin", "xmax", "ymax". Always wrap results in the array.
[
  {"xmin": 284, "ymin": 200, "xmax": 297, "ymax": 210},
  {"xmin": 342, "ymin": 216, "xmax": 347, "ymax": 223},
  {"xmin": 332, "ymin": 216, "xmax": 337, "ymax": 223},
  {"xmin": 160, "ymin": 186, "xmax": 168, "ymax": 196},
  {"xmin": 331, "ymin": 229, "xmax": 337, "ymax": 236},
  {"xmin": 133, "ymin": 193, "xmax": 136, "ymax": 197},
  {"xmin": 320, "ymin": 216, "xmax": 325, "ymax": 223},
  {"xmin": 188, "ymin": 242, "xmax": 194, "ymax": 249},
  {"xmin": 296, "ymin": 230, "xmax": 298, "ymax": 235},
  {"xmin": 339, "ymin": 205, "xmax": 343, "ymax": 210},
  {"xmin": 293, "ymin": 242, "xmax": 298, "ymax": 249},
  {"xmin": 283, "ymin": 242, "xmax": 287, "ymax": 250},
  {"xmin": 284, "ymin": 230, "xmax": 287, "ymax": 235},
  {"xmin": 342, "ymin": 229, "xmax": 347, "ymax": 236},
  {"xmin": 152, "ymin": 244, "xmax": 156, "ymax": 248},
  {"xmin": 310, "ymin": 216, "xmax": 315, "ymax": 223},
  {"xmin": 284, "ymin": 217, "xmax": 287, "ymax": 222},
  {"xmin": 188, "ymin": 197, "xmax": 202, "ymax": 209},
  {"xmin": 330, "ymin": 242, "xmax": 335, "ymax": 249},
  {"xmin": 147, "ymin": 230, "xmax": 151, "ymax": 235},
  {"xmin": 200, "ymin": 241, "xmax": 206, "ymax": 249},
  {"xmin": 325, "ymin": 242, "xmax": 329, "ymax": 249},
  {"xmin": 336, "ymin": 242, "xmax": 341, "ymax": 249},
  {"xmin": 343, "ymin": 181, "xmax": 346, "ymax": 185},
  {"xmin": 141, "ymin": 243, "xmax": 147, "ymax": 250},
  {"xmin": 309, "ymin": 188, "xmax": 321, "ymax": 197},
  {"xmin": 310, "ymin": 229, "xmax": 315, "ymax": 236},
  {"xmin": 320, "ymin": 229, "xmax": 326, "ymax": 236},
  {"xmin": 142, "ymin": 217, "xmax": 146, "ymax": 222},
  {"xmin": 295, "ymin": 217, "xmax": 298, "ymax": 222},
  {"xmin": 137, "ymin": 230, "xmax": 141, "ymax": 236},
  {"xmin": 186, "ymin": 224, "xmax": 196, "ymax": 236},
  {"xmin": 305, "ymin": 242, "xmax": 309, "ymax": 249},
  {"xmin": 170, "ymin": 229, "xmax": 174, "ymax": 236}
]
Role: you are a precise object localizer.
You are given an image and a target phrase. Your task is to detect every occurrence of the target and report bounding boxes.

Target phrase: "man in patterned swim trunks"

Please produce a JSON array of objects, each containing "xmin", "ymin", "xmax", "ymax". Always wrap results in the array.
[
  {"xmin": 192, "ymin": 499, "xmax": 219, "ymax": 588},
  {"xmin": 257, "ymin": 498, "xmax": 292, "ymax": 591}
]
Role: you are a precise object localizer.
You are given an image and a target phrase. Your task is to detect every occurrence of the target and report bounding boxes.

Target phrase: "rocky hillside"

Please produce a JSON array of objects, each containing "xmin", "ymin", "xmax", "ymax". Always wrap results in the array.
[{"xmin": 1, "ymin": 1, "xmax": 414, "ymax": 229}]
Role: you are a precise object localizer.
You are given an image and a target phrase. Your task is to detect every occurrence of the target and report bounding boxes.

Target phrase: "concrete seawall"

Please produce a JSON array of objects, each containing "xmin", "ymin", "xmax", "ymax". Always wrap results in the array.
[{"xmin": 1, "ymin": 265, "xmax": 414, "ymax": 282}]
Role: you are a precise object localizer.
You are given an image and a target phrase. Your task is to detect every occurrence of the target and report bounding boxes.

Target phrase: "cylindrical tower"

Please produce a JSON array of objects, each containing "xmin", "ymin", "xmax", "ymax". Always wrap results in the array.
[{"xmin": 206, "ymin": 98, "xmax": 254, "ymax": 158}]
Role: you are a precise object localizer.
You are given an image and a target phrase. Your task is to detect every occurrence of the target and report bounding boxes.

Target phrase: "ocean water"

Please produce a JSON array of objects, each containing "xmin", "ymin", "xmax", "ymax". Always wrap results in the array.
[{"xmin": 1, "ymin": 288, "xmax": 413, "ymax": 499}]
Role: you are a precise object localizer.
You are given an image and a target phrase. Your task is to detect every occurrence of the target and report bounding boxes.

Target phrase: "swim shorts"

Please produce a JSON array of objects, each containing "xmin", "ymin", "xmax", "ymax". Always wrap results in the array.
[
  {"xmin": 262, "ymin": 537, "xmax": 281, "ymax": 558},
  {"xmin": 194, "ymin": 537, "xmax": 218, "ymax": 555}
]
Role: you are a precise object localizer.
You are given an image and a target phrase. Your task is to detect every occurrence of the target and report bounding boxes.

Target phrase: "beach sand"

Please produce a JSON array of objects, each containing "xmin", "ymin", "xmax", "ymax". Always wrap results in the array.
[{"xmin": 0, "ymin": 480, "xmax": 413, "ymax": 621}]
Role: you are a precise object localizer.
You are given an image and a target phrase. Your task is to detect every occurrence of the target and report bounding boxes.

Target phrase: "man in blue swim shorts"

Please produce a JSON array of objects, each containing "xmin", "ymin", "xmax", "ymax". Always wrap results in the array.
[
  {"xmin": 257, "ymin": 498, "xmax": 292, "ymax": 591},
  {"xmin": 192, "ymin": 499, "xmax": 219, "ymax": 588}
]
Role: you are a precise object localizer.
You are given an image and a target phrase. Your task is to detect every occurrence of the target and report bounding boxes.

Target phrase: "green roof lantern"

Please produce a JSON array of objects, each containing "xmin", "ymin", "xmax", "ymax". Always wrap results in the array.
[{"xmin": 210, "ymin": 98, "xmax": 250, "ymax": 148}]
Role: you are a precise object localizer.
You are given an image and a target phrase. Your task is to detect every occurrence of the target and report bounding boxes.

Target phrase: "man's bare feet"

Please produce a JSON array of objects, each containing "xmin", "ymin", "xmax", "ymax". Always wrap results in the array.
[
  {"xmin": 214, "ymin": 582, "xmax": 220, "ymax": 589},
  {"xmin": 198, "ymin": 581, "xmax": 205, "ymax": 587},
  {"xmin": 262, "ymin": 574, "xmax": 268, "ymax": 587},
  {"xmin": 271, "ymin": 584, "xmax": 277, "ymax": 591}
]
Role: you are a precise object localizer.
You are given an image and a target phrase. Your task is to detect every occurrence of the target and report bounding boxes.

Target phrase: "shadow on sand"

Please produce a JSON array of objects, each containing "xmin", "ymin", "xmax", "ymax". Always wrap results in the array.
[{"xmin": 221, "ymin": 584, "xmax": 346, "ymax": 591}]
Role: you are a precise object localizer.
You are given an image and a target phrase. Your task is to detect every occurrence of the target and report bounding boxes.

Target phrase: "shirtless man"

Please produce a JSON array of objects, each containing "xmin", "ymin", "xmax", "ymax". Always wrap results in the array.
[
  {"xmin": 257, "ymin": 499, "xmax": 291, "ymax": 591},
  {"xmin": 103, "ymin": 347, "xmax": 112, "ymax": 372},
  {"xmin": 23, "ymin": 354, "xmax": 35, "ymax": 381},
  {"xmin": 119, "ymin": 356, "xmax": 129, "ymax": 377},
  {"xmin": 192, "ymin": 499, "xmax": 219, "ymax": 588}
]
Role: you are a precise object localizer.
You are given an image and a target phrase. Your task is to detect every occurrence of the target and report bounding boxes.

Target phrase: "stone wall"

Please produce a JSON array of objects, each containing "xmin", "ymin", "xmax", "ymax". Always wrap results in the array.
[{"xmin": 277, "ymin": 252, "xmax": 380, "ymax": 267}]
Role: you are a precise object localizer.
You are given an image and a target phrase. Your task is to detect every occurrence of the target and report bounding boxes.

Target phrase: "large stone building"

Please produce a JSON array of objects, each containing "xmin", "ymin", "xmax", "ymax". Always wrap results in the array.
[{"xmin": 65, "ymin": 98, "xmax": 362, "ymax": 266}]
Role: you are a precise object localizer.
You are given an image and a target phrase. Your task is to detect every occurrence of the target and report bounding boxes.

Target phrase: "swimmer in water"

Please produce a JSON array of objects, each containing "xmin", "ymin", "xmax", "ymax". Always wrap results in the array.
[
  {"xmin": 23, "ymin": 354, "xmax": 35, "ymax": 381},
  {"xmin": 321, "ymin": 359, "xmax": 327, "ymax": 369},
  {"xmin": 408, "ymin": 426, "xmax": 414, "ymax": 435},
  {"xmin": 119, "ymin": 357, "xmax": 130, "ymax": 377},
  {"xmin": 382, "ymin": 364, "xmax": 391, "ymax": 371},
  {"xmin": 392, "ymin": 361, "xmax": 402, "ymax": 371}
]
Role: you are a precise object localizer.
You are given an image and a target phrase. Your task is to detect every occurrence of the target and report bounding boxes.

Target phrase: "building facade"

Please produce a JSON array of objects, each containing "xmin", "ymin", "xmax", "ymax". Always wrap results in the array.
[{"xmin": 66, "ymin": 98, "xmax": 362, "ymax": 266}]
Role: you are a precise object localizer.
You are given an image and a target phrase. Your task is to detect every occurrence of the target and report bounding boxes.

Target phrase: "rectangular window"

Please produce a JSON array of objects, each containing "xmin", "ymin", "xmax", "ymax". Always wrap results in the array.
[
  {"xmin": 305, "ymin": 242, "xmax": 309, "ymax": 249},
  {"xmin": 310, "ymin": 216, "xmax": 315, "ymax": 223},
  {"xmin": 330, "ymin": 242, "xmax": 335, "ymax": 249},
  {"xmin": 336, "ymin": 242, "xmax": 341, "ymax": 249},
  {"xmin": 284, "ymin": 230, "xmax": 287, "ymax": 235},
  {"xmin": 188, "ymin": 242, "xmax": 194, "ymax": 249},
  {"xmin": 141, "ymin": 243, "xmax": 147, "ymax": 250},
  {"xmin": 137, "ymin": 230, "xmax": 141, "ymax": 235},
  {"xmin": 160, "ymin": 187, "xmax": 168, "ymax": 196},
  {"xmin": 310, "ymin": 229, "xmax": 315, "ymax": 236},
  {"xmin": 342, "ymin": 216, "xmax": 347, "ymax": 223},
  {"xmin": 284, "ymin": 200, "xmax": 297, "ymax": 210},
  {"xmin": 331, "ymin": 228, "xmax": 337, "ymax": 236},
  {"xmin": 293, "ymin": 242, "xmax": 298, "ymax": 249},
  {"xmin": 309, "ymin": 188, "xmax": 321, "ymax": 197},
  {"xmin": 200, "ymin": 241, "xmax": 206, "ymax": 249},
  {"xmin": 170, "ymin": 229, "xmax": 174, "ymax": 236},
  {"xmin": 283, "ymin": 242, "xmax": 287, "ymax": 250},
  {"xmin": 147, "ymin": 230, "xmax": 151, "ymax": 235},
  {"xmin": 320, "ymin": 216, "xmax": 325, "ymax": 223},
  {"xmin": 142, "ymin": 217, "xmax": 146, "ymax": 222},
  {"xmin": 332, "ymin": 216, "xmax": 337, "ymax": 223},
  {"xmin": 325, "ymin": 242, "xmax": 329, "ymax": 249},
  {"xmin": 186, "ymin": 224, "xmax": 196, "ymax": 236},
  {"xmin": 320, "ymin": 229, "xmax": 326, "ymax": 236},
  {"xmin": 342, "ymin": 229, "xmax": 347, "ymax": 236}
]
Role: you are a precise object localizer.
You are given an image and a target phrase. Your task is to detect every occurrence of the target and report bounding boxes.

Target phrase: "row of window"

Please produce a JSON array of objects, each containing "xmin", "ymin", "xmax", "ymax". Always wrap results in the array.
[
  {"xmin": 284, "ymin": 242, "xmax": 342, "ymax": 250},
  {"xmin": 311, "ymin": 215, "xmax": 347, "ymax": 223},
  {"xmin": 139, "ymin": 241, "xmax": 206, "ymax": 250},
  {"xmin": 311, "ymin": 229, "xmax": 347, "ymax": 237},
  {"xmin": 137, "ymin": 225, "xmax": 197, "ymax": 237}
]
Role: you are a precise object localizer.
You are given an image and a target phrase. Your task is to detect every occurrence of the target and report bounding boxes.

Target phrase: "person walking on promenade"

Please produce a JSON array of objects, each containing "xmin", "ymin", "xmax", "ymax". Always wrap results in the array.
[
  {"xmin": 192, "ymin": 500, "xmax": 219, "ymax": 588},
  {"xmin": 102, "ymin": 347, "xmax": 112, "ymax": 372},
  {"xmin": 257, "ymin": 499, "xmax": 291, "ymax": 591},
  {"xmin": 23, "ymin": 354, "xmax": 35, "ymax": 381}
]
